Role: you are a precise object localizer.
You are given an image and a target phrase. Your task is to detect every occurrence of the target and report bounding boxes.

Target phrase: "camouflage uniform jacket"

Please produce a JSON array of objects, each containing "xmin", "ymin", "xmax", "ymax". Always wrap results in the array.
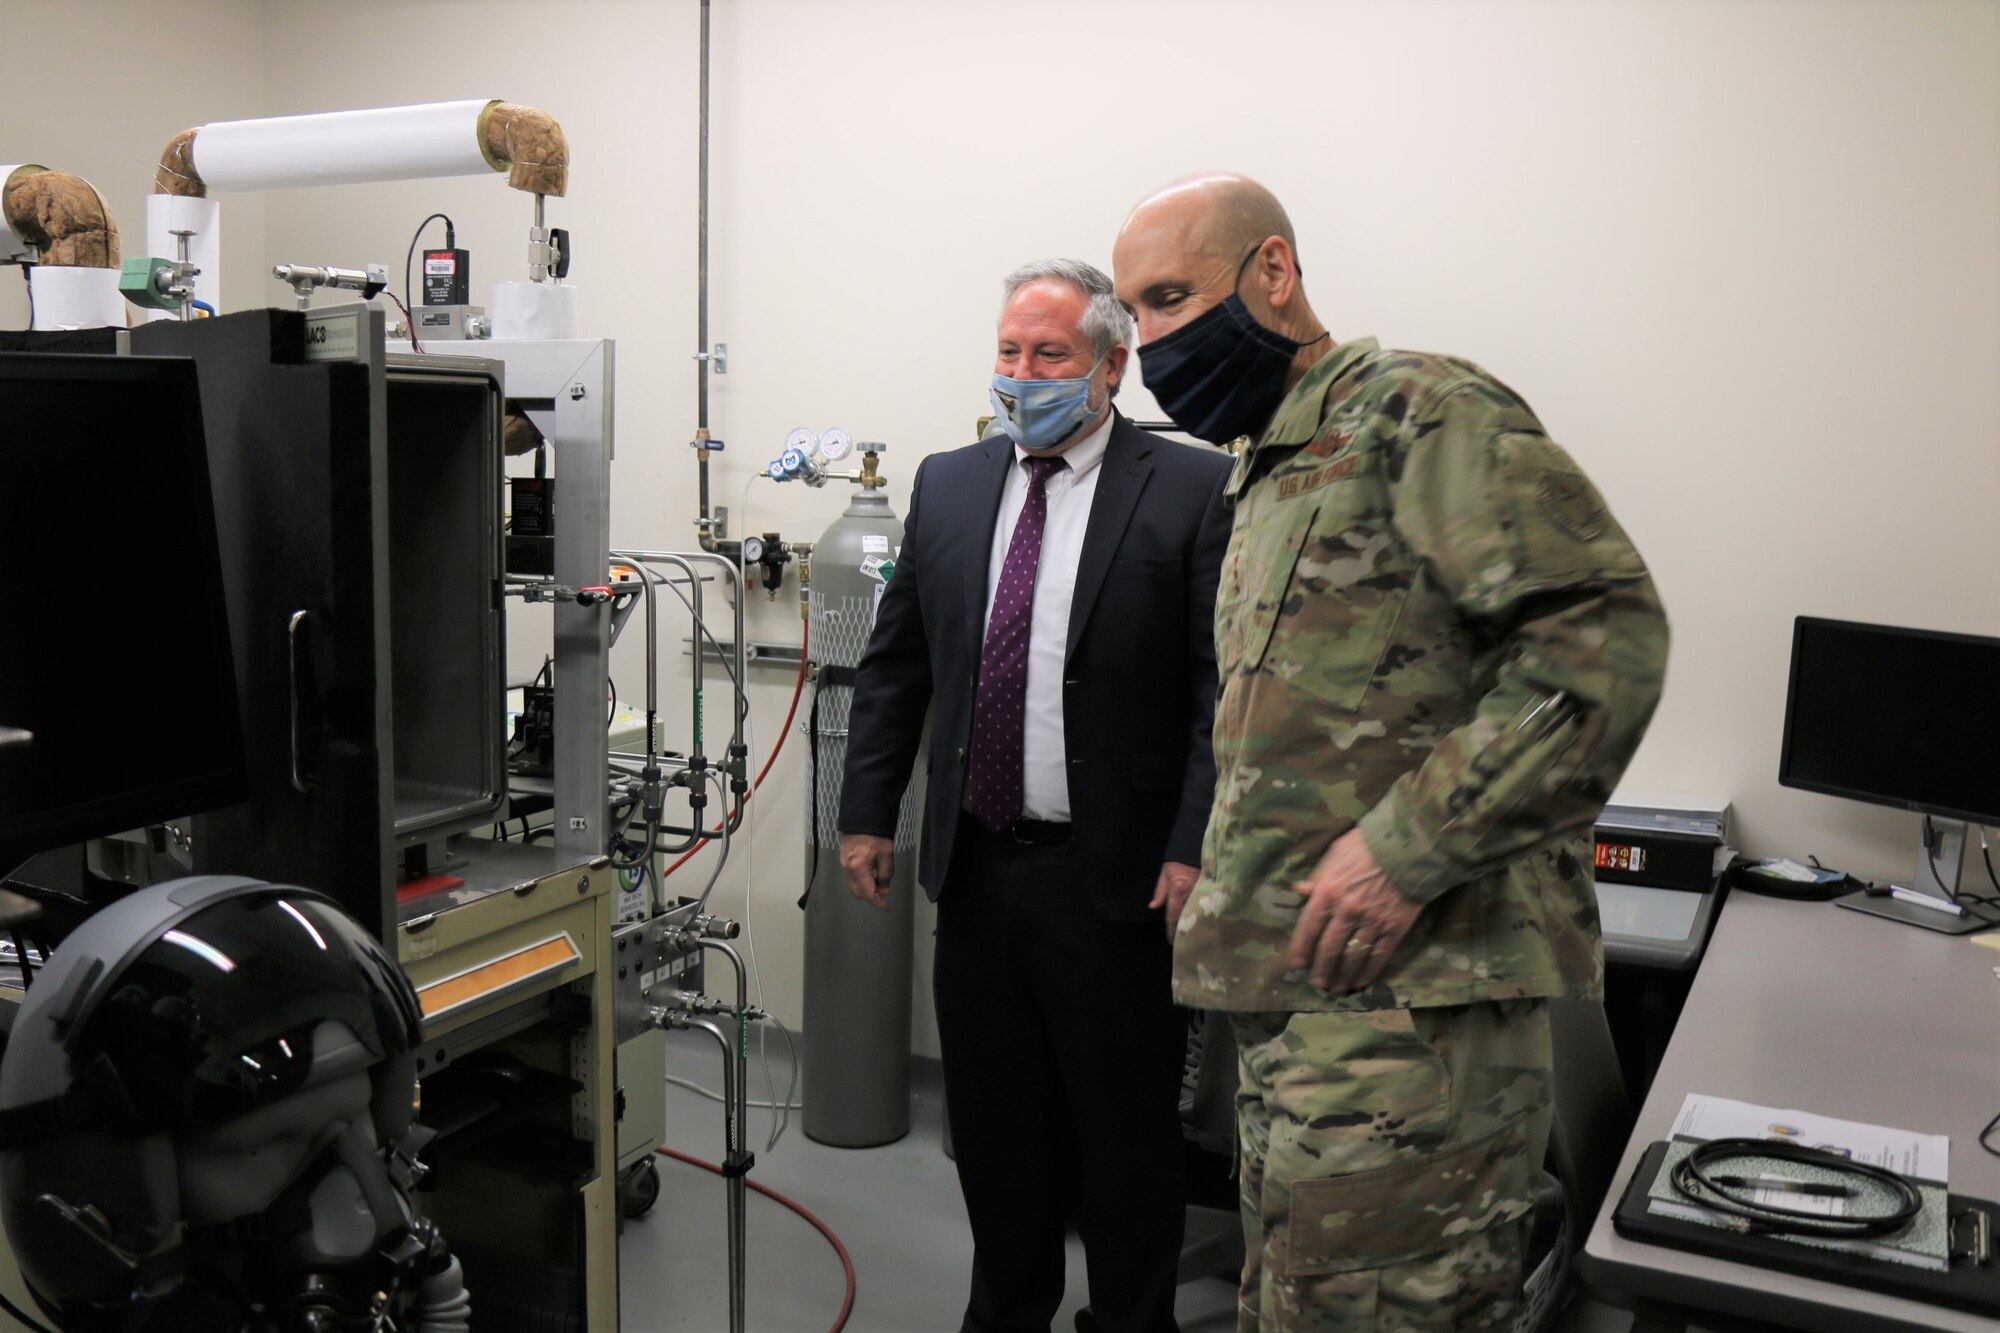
[{"xmin": 1174, "ymin": 337, "xmax": 1669, "ymax": 1013}]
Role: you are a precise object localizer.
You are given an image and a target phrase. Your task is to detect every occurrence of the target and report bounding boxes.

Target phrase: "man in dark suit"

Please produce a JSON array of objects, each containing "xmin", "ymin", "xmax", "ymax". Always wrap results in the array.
[{"xmin": 839, "ymin": 258, "xmax": 1232, "ymax": 1333}]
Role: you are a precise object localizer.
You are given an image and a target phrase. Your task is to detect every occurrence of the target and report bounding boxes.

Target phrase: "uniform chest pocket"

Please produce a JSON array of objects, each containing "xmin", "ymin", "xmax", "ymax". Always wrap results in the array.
[
  {"xmin": 1217, "ymin": 503, "xmax": 1318, "ymax": 677},
  {"xmin": 1247, "ymin": 512, "xmax": 1411, "ymax": 714}
]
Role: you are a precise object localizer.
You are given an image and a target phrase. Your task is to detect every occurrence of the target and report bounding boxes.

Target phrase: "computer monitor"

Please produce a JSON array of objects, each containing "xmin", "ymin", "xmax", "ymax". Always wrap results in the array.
[
  {"xmin": 1778, "ymin": 616, "xmax": 2000, "ymax": 928},
  {"xmin": 0, "ymin": 353, "xmax": 247, "ymax": 875}
]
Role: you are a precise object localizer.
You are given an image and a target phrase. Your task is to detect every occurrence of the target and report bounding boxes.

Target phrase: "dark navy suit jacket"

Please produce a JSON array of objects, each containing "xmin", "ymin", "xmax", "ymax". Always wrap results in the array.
[{"xmin": 838, "ymin": 411, "xmax": 1232, "ymax": 923}]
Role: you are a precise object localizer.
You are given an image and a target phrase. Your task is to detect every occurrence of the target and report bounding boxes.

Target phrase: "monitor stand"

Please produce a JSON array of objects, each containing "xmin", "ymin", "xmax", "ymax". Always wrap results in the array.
[
  {"xmin": 1836, "ymin": 888, "xmax": 1992, "ymax": 935},
  {"xmin": 1909, "ymin": 817, "xmax": 1970, "ymax": 899},
  {"xmin": 1834, "ymin": 818, "xmax": 1994, "ymax": 935}
]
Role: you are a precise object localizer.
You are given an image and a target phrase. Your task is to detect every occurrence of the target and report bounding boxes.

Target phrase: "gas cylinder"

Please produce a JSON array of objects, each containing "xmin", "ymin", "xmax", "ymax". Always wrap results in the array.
[{"xmin": 801, "ymin": 474, "xmax": 920, "ymax": 1147}]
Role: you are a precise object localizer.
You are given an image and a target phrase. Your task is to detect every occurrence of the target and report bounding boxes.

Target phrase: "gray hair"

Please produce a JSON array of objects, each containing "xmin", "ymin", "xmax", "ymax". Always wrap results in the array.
[{"xmin": 1000, "ymin": 258, "xmax": 1134, "ymax": 367}]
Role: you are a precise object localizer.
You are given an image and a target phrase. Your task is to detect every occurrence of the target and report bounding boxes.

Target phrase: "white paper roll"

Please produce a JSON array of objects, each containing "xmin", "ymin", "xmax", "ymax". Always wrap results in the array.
[
  {"xmin": 489, "ymin": 281, "xmax": 579, "ymax": 340},
  {"xmin": 144, "ymin": 194, "xmax": 221, "ymax": 318},
  {"xmin": 192, "ymin": 99, "xmax": 499, "ymax": 193},
  {"xmin": 28, "ymin": 266, "xmax": 126, "ymax": 329}
]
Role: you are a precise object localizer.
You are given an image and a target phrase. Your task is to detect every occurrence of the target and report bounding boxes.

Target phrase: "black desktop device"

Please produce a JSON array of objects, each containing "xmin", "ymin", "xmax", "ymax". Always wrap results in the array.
[
  {"xmin": 1778, "ymin": 616, "xmax": 2000, "ymax": 934},
  {"xmin": 0, "ymin": 353, "xmax": 247, "ymax": 875}
]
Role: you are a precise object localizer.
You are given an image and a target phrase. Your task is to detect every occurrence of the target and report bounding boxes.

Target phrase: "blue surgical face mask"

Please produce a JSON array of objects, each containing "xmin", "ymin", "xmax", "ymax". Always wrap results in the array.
[{"xmin": 988, "ymin": 357, "xmax": 1106, "ymax": 453}]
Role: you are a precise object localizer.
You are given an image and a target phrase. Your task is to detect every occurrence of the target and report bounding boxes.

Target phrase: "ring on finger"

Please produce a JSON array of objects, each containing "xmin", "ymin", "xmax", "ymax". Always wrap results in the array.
[{"xmin": 1344, "ymin": 937, "xmax": 1373, "ymax": 953}]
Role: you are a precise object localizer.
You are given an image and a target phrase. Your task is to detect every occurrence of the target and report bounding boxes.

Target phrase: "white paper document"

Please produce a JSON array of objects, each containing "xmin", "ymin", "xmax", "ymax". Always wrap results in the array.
[
  {"xmin": 1668, "ymin": 1093, "xmax": 1948, "ymax": 1186},
  {"xmin": 1647, "ymin": 1093, "xmax": 1953, "ymax": 1270}
]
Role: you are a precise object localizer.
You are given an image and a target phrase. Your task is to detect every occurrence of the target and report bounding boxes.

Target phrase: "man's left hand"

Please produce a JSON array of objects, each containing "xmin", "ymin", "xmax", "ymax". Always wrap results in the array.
[
  {"xmin": 1147, "ymin": 861, "xmax": 1202, "ymax": 940},
  {"xmin": 1286, "ymin": 829, "xmax": 1422, "ymax": 992}
]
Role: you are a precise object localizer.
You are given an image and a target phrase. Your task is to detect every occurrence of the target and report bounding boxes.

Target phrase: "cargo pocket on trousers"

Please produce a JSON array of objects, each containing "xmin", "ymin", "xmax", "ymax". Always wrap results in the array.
[{"xmin": 1274, "ymin": 1118, "xmax": 1531, "ymax": 1278}]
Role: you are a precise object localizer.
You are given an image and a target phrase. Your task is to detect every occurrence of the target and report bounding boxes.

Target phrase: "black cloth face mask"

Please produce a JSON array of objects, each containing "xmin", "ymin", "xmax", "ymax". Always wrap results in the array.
[{"xmin": 1136, "ymin": 246, "xmax": 1327, "ymax": 446}]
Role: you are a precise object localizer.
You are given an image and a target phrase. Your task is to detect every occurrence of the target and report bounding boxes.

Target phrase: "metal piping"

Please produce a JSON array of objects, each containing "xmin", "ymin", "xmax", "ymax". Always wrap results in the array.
[
  {"xmin": 591, "ymin": 548, "xmax": 757, "ymax": 858},
  {"xmin": 611, "ymin": 550, "xmax": 718, "ymax": 857},
  {"xmin": 614, "ymin": 548, "xmax": 749, "ymax": 763},
  {"xmin": 694, "ymin": 769, "xmax": 734, "ymax": 910},
  {"xmin": 698, "ymin": 0, "xmax": 711, "ymax": 435},
  {"xmin": 697, "ymin": 938, "xmax": 752, "ymax": 1329},
  {"xmin": 605, "ymin": 556, "xmax": 662, "ymax": 869},
  {"xmin": 680, "ymin": 550, "xmax": 749, "ymax": 763},
  {"xmin": 681, "ymin": 1014, "xmax": 747, "ymax": 1333},
  {"xmin": 693, "ymin": 0, "xmax": 720, "ymax": 550}
]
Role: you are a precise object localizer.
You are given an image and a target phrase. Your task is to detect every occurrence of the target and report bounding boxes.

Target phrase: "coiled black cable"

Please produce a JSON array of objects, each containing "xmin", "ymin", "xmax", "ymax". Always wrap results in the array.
[{"xmin": 1671, "ymin": 1137, "xmax": 1924, "ymax": 1239}]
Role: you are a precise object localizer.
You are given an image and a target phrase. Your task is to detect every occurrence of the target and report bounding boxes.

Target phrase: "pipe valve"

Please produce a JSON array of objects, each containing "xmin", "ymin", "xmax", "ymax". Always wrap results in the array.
[
  {"xmin": 648, "ymin": 989, "xmax": 766, "ymax": 1027},
  {"xmin": 272, "ymin": 261, "xmax": 388, "ymax": 311},
  {"xmin": 506, "ymin": 581, "xmax": 614, "ymax": 606},
  {"xmin": 120, "ymin": 229, "xmax": 202, "ymax": 319},
  {"xmin": 687, "ymin": 914, "xmax": 742, "ymax": 940}
]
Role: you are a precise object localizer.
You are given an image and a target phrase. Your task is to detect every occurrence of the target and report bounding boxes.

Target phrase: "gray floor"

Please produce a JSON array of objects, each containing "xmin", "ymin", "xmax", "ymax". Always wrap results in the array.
[{"xmin": 619, "ymin": 1032, "xmax": 1645, "ymax": 1332}]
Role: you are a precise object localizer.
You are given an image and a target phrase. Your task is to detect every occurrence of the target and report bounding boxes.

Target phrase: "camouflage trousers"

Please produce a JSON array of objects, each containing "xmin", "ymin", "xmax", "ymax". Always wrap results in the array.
[{"xmin": 1226, "ymin": 1000, "xmax": 1552, "ymax": 1332}]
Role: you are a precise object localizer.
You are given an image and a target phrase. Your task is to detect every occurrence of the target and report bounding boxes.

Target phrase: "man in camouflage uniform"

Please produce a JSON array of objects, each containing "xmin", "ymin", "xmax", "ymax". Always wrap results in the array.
[{"xmin": 1111, "ymin": 175, "xmax": 1669, "ymax": 1331}]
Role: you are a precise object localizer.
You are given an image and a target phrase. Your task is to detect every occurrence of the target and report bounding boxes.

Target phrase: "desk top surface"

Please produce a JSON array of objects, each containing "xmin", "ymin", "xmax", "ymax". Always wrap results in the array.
[{"xmin": 1584, "ymin": 889, "xmax": 2000, "ymax": 1331}]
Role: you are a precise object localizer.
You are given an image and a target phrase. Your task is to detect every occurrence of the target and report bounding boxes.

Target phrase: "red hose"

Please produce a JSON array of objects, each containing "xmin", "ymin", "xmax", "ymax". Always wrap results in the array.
[
  {"xmin": 655, "ymin": 1144, "xmax": 855, "ymax": 1333},
  {"xmin": 662, "ymin": 619, "xmax": 809, "ymax": 878}
]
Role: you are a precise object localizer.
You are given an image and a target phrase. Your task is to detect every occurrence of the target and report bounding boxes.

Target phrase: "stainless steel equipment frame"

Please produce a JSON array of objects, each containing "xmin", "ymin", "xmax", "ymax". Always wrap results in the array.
[{"xmin": 398, "ymin": 335, "xmax": 615, "ymax": 863}]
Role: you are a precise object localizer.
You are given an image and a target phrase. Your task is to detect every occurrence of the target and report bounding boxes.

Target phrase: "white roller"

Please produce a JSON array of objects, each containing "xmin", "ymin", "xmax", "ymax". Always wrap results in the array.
[
  {"xmin": 191, "ymin": 99, "xmax": 498, "ymax": 193},
  {"xmin": 144, "ymin": 194, "xmax": 221, "ymax": 318},
  {"xmin": 489, "ymin": 281, "xmax": 578, "ymax": 340},
  {"xmin": 28, "ymin": 266, "xmax": 125, "ymax": 329}
]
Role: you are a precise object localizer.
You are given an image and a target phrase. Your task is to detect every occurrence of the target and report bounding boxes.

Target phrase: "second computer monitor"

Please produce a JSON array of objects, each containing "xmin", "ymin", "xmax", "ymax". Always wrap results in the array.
[{"xmin": 1779, "ymin": 615, "xmax": 2000, "ymax": 916}]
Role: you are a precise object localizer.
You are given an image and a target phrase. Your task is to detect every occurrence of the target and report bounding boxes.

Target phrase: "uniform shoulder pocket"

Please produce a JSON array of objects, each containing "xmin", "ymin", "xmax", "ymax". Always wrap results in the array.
[{"xmin": 1495, "ymin": 433, "xmax": 1647, "ymax": 585}]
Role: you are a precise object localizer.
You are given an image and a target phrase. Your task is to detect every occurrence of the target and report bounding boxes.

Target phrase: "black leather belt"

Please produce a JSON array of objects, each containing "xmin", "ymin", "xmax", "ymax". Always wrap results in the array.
[
  {"xmin": 1006, "ymin": 818, "xmax": 1070, "ymax": 845},
  {"xmin": 966, "ymin": 814, "xmax": 1072, "ymax": 846}
]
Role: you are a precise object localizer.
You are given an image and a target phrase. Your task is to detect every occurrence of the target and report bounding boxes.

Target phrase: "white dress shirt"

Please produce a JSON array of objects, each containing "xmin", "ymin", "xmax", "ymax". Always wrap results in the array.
[{"xmin": 980, "ymin": 413, "xmax": 1113, "ymax": 822}]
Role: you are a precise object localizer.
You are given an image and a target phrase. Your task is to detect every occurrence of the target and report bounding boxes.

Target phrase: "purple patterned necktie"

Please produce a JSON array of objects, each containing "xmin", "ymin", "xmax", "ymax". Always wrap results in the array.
[{"xmin": 965, "ymin": 455, "xmax": 1066, "ymax": 831}]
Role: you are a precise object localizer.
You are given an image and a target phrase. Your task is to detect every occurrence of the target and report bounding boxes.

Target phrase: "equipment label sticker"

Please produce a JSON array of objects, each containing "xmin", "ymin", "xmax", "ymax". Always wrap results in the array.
[
  {"xmin": 862, "ymin": 534, "xmax": 889, "ymax": 553},
  {"xmin": 1595, "ymin": 842, "xmax": 1647, "ymax": 873},
  {"xmin": 303, "ymin": 311, "xmax": 360, "ymax": 362}
]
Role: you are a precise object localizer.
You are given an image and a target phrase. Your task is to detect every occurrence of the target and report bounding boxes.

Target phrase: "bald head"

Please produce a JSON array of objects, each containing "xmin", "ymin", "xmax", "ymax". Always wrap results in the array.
[
  {"xmin": 1111, "ymin": 171, "xmax": 1331, "ymax": 403},
  {"xmin": 1118, "ymin": 173, "xmax": 1297, "ymax": 268}
]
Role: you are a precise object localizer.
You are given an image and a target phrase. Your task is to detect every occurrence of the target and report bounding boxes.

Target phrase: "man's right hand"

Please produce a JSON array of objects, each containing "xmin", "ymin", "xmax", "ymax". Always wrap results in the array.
[{"xmin": 840, "ymin": 833, "xmax": 895, "ymax": 910}]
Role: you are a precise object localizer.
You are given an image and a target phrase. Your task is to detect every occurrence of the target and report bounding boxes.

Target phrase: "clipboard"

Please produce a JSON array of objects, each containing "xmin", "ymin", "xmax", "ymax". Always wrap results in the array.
[{"xmin": 1612, "ymin": 1141, "xmax": 2000, "ymax": 1318}]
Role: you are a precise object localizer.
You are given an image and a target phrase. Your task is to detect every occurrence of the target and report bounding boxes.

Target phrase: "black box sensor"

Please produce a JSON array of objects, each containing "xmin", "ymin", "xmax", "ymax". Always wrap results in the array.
[
  {"xmin": 507, "ymin": 476, "xmax": 555, "ymax": 577},
  {"xmin": 422, "ymin": 248, "xmax": 471, "ymax": 306}
]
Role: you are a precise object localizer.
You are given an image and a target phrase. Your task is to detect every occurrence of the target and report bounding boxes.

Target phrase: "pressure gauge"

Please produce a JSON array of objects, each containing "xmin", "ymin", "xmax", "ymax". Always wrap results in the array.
[
  {"xmin": 785, "ymin": 426, "xmax": 816, "ymax": 456},
  {"xmin": 818, "ymin": 427, "xmax": 852, "ymax": 463},
  {"xmin": 742, "ymin": 535, "xmax": 767, "ymax": 564}
]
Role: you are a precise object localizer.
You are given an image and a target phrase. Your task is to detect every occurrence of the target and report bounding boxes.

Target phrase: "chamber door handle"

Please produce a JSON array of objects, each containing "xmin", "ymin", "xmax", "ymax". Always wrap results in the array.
[{"xmin": 287, "ymin": 610, "xmax": 317, "ymax": 794}]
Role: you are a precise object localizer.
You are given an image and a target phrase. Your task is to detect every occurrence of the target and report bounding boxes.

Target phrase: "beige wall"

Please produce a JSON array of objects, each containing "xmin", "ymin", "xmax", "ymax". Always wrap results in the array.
[{"xmin": 12, "ymin": 0, "xmax": 1999, "ymax": 1050}]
